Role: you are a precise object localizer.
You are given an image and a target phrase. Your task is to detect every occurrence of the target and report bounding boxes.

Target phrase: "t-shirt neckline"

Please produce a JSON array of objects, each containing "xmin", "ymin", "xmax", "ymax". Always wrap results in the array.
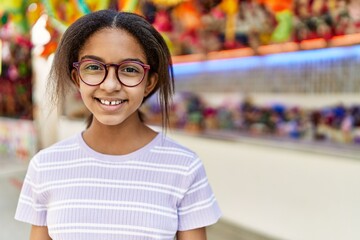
[{"xmin": 77, "ymin": 131, "xmax": 161, "ymax": 162}]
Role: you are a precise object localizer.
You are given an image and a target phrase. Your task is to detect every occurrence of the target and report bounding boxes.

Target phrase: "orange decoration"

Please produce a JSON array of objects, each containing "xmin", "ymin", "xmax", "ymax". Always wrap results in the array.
[
  {"xmin": 173, "ymin": 2, "xmax": 202, "ymax": 30},
  {"xmin": 263, "ymin": 0, "xmax": 293, "ymax": 12}
]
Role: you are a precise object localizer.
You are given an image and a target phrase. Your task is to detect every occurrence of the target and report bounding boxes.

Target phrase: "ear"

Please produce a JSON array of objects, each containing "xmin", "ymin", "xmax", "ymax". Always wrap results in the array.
[
  {"xmin": 144, "ymin": 73, "xmax": 158, "ymax": 97},
  {"xmin": 71, "ymin": 69, "xmax": 80, "ymax": 88}
]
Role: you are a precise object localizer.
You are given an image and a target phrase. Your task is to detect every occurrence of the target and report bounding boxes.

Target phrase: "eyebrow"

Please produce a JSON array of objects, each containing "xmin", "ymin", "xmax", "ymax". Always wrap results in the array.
[{"xmin": 80, "ymin": 55, "xmax": 146, "ymax": 64}]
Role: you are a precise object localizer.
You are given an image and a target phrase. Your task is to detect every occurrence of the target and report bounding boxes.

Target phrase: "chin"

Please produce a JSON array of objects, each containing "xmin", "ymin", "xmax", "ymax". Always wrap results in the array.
[{"xmin": 95, "ymin": 117, "xmax": 125, "ymax": 127}]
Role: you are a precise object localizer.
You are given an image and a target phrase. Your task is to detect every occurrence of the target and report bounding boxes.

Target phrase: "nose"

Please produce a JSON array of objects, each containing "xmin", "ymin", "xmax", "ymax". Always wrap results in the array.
[{"xmin": 100, "ymin": 66, "xmax": 121, "ymax": 92}]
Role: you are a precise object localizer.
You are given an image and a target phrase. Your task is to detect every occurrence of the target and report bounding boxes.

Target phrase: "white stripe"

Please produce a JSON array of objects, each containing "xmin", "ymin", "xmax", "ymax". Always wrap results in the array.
[
  {"xmin": 178, "ymin": 197, "xmax": 217, "ymax": 215},
  {"xmin": 126, "ymin": 160, "xmax": 188, "ymax": 171},
  {"xmin": 36, "ymin": 183, "xmax": 183, "ymax": 198},
  {"xmin": 49, "ymin": 229, "xmax": 173, "ymax": 239},
  {"xmin": 50, "ymin": 223, "xmax": 174, "ymax": 235},
  {"xmin": 20, "ymin": 195, "xmax": 34, "ymax": 202},
  {"xmin": 26, "ymin": 179, "xmax": 185, "ymax": 198},
  {"xmin": 19, "ymin": 197, "xmax": 33, "ymax": 206},
  {"xmin": 24, "ymin": 175, "xmax": 33, "ymax": 183},
  {"xmin": 49, "ymin": 204, "xmax": 177, "ymax": 218},
  {"xmin": 19, "ymin": 197, "xmax": 47, "ymax": 211},
  {"xmin": 187, "ymin": 160, "xmax": 203, "ymax": 175},
  {"xmin": 188, "ymin": 177, "xmax": 208, "ymax": 191},
  {"xmin": 153, "ymin": 146, "xmax": 194, "ymax": 156},
  {"xmin": 52, "ymin": 143, "xmax": 78, "ymax": 148},
  {"xmin": 30, "ymin": 178, "xmax": 186, "ymax": 194},
  {"xmin": 48, "ymin": 199, "xmax": 176, "ymax": 214},
  {"xmin": 187, "ymin": 181, "xmax": 209, "ymax": 195},
  {"xmin": 33, "ymin": 158, "xmax": 94, "ymax": 166},
  {"xmin": 150, "ymin": 149, "xmax": 194, "ymax": 158},
  {"xmin": 35, "ymin": 158, "xmax": 188, "ymax": 171},
  {"xmin": 40, "ymin": 146, "xmax": 80, "ymax": 153},
  {"xmin": 30, "ymin": 157, "xmax": 39, "ymax": 168},
  {"xmin": 179, "ymin": 194, "xmax": 215, "ymax": 212},
  {"xmin": 41, "ymin": 143, "xmax": 79, "ymax": 151},
  {"xmin": 48, "ymin": 200, "xmax": 177, "ymax": 218},
  {"xmin": 18, "ymin": 200, "xmax": 47, "ymax": 212},
  {"xmin": 31, "ymin": 162, "xmax": 189, "ymax": 175},
  {"xmin": 188, "ymin": 157, "xmax": 201, "ymax": 169}
]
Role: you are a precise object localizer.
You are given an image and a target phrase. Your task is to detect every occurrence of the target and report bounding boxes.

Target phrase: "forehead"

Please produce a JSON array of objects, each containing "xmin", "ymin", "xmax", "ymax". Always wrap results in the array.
[{"xmin": 79, "ymin": 28, "xmax": 146, "ymax": 62}]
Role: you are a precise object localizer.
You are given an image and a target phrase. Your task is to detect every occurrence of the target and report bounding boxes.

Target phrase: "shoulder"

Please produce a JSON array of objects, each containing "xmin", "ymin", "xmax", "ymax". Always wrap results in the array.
[
  {"xmin": 39, "ymin": 133, "xmax": 80, "ymax": 154},
  {"xmin": 150, "ymin": 133, "xmax": 201, "ymax": 169},
  {"xmin": 32, "ymin": 133, "xmax": 81, "ymax": 164},
  {"xmin": 155, "ymin": 134, "xmax": 197, "ymax": 156}
]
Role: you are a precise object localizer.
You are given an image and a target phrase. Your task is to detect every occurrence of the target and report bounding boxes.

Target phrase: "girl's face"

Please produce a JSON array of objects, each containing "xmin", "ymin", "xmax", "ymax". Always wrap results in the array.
[{"xmin": 73, "ymin": 28, "xmax": 157, "ymax": 127}]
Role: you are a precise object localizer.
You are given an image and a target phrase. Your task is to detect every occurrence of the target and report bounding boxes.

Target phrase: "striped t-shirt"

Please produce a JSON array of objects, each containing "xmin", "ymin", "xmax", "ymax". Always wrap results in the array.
[{"xmin": 15, "ymin": 132, "xmax": 221, "ymax": 240}]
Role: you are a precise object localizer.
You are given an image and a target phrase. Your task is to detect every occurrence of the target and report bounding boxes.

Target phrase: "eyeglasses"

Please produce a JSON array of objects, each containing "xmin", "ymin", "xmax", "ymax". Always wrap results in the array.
[{"xmin": 73, "ymin": 59, "xmax": 150, "ymax": 87}]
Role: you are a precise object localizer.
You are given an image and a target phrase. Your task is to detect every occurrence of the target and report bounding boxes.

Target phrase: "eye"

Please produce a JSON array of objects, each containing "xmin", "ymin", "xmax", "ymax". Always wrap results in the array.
[
  {"xmin": 123, "ymin": 67, "xmax": 138, "ymax": 73},
  {"xmin": 120, "ymin": 65, "xmax": 140, "ymax": 73},
  {"xmin": 81, "ymin": 61, "xmax": 104, "ymax": 72},
  {"xmin": 87, "ymin": 65, "xmax": 101, "ymax": 70},
  {"xmin": 119, "ymin": 63, "xmax": 143, "ymax": 75}
]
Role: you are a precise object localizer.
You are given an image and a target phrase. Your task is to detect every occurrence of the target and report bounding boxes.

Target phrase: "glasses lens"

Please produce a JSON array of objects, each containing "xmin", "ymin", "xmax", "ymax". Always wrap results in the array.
[
  {"xmin": 79, "ymin": 60, "xmax": 105, "ymax": 85},
  {"xmin": 77, "ymin": 60, "xmax": 146, "ymax": 86},
  {"xmin": 117, "ymin": 62, "xmax": 145, "ymax": 86}
]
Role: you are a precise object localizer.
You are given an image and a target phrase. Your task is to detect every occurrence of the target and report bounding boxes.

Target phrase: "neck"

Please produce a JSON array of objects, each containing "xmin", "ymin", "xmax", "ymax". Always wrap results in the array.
[{"xmin": 82, "ymin": 114, "xmax": 158, "ymax": 155}]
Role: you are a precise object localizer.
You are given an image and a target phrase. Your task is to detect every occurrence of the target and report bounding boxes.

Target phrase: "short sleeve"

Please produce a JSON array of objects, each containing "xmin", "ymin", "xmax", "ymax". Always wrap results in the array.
[
  {"xmin": 177, "ymin": 158, "xmax": 221, "ymax": 231},
  {"xmin": 15, "ymin": 156, "xmax": 48, "ymax": 226}
]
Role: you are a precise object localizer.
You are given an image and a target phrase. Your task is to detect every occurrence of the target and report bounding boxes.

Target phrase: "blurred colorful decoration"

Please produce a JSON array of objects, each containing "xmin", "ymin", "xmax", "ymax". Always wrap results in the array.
[
  {"xmin": 0, "ymin": 117, "xmax": 37, "ymax": 161},
  {"xmin": 0, "ymin": 31, "xmax": 33, "ymax": 119},
  {"xmin": 118, "ymin": 0, "xmax": 139, "ymax": 12},
  {"xmin": 161, "ymin": 32, "xmax": 175, "ymax": 54},
  {"xmin": 151, "ymin": 0, "xmax": 184, "ymax": 7},
  {"xmin": 219, "ymin": 0, "xmax": 238, "ymax": 43},
  {"xmin": 0, "ymin": 40, "xmax": 2, "ymax": 76},
  {"xmin": 263, "ymin": 0, "xmax": 294, "ymax": 43},
  {"xmin": 41, "ymin": 0, "xmax": 79, "ymax": 32},
  {"xmin": 0, "ymin": 0, "xmax": 358, "ymax": 59},
  {"xmin": 173, "ymin": 1, "xmax": 202, "ymax": 50},
  {"xmin": 0, "ymin": 1, "xmax": 35, "ymax": 120},
  {"xmin": 36, "ymin": 0, "xmax": 111, "ymax": 57},
  {"xmin": 41, "ymin": 0, "xmax": 110, "ymax": 33},
  {"xmin": 197, "ymin": 0, "xmax": 222, "ymax": 13},
  {"xmin": 271, "ymin": 9, "xmax": 293, "ymax": 43},
  {"xmin": 173, "ymin": 2, "xmax": 202, "ymax": 30},
  {"xmin": 263, "ymin": 0, "xmax": 292, "ymax": 13},
  {"xmin": 153, "ymin": 8, "xmax": 173, "ymax": 32},
  {"xmin": 26, "ymin": 3, "xmax": 42, "ymax": 30},
  {"xmin": 0, "ymin": 0, "xmax": 39, "ymax": 34},
  {"xmin": 40, "ymin": 18, "xmax": 60, "ymax": 58},
  {"xmin": 77, "ymin": 0, "xmax": 92, "ymax": 14}
]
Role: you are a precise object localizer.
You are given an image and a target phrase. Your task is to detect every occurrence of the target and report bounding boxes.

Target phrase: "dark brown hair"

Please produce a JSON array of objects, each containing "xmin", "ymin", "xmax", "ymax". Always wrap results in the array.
[{"xmin": 48, "ymin": 9, "xmax": 174, "ymax": 129}]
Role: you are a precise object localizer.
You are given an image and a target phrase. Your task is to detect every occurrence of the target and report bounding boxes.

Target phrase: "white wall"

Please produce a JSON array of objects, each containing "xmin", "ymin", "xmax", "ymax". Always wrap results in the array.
[{"xmin": 32, "ymin": 55, "xmax": 59, "ymax": 149}]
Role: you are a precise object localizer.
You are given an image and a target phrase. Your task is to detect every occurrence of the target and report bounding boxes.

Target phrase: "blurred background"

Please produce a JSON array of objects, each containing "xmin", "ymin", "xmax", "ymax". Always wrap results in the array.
[{"xmin": 1, "ymin": 0, "xmax": 360, "ymax": 240}]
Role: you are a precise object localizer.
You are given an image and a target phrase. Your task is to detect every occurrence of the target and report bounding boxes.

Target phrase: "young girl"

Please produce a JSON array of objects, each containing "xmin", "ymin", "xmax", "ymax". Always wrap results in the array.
[{"xmin": 15, "ymin": 9, "xmax": 221, "ymax": 240}]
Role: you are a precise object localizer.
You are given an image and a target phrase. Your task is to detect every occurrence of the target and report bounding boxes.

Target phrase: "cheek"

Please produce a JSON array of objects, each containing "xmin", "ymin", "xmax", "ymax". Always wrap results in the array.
[
  {"xmin": 126, "ymin": 88, "xmax": 147, "ymax": 109},
  {"xmin": 131, "ymin": 82, "xmax": 148, "ymax": 97},
  {"xmin": 78, "ymin": 82, "xmax": 93, "ymax": 94},
  {"xmin": 78, "ymin": 87, "xmax": 92, "ymax": 105},
  {"xmin": 78, "ymin": 86, "xmax": 86, "ymax": 99},
  {"xmin": 131, "ymin": 87, "xmax": 147, "ymax": 102}
]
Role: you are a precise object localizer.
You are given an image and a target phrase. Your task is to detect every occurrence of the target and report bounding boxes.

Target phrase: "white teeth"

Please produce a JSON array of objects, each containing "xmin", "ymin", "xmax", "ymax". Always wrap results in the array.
[{"xmin": 100, "ymin": 99, "xmax": 123, "ymax": 106}]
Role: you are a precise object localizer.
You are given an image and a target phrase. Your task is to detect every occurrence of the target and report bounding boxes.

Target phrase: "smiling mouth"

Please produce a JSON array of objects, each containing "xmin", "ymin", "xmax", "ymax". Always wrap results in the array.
[{"xmin": 96, "ymin": 98, "xmax": 127, "ymax": 106}]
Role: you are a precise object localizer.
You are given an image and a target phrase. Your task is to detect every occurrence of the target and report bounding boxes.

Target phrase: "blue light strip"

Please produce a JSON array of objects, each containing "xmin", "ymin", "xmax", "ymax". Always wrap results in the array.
[{"xmin": 173, "ymin": 45, "xmax": 360, "ymax": 76}]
